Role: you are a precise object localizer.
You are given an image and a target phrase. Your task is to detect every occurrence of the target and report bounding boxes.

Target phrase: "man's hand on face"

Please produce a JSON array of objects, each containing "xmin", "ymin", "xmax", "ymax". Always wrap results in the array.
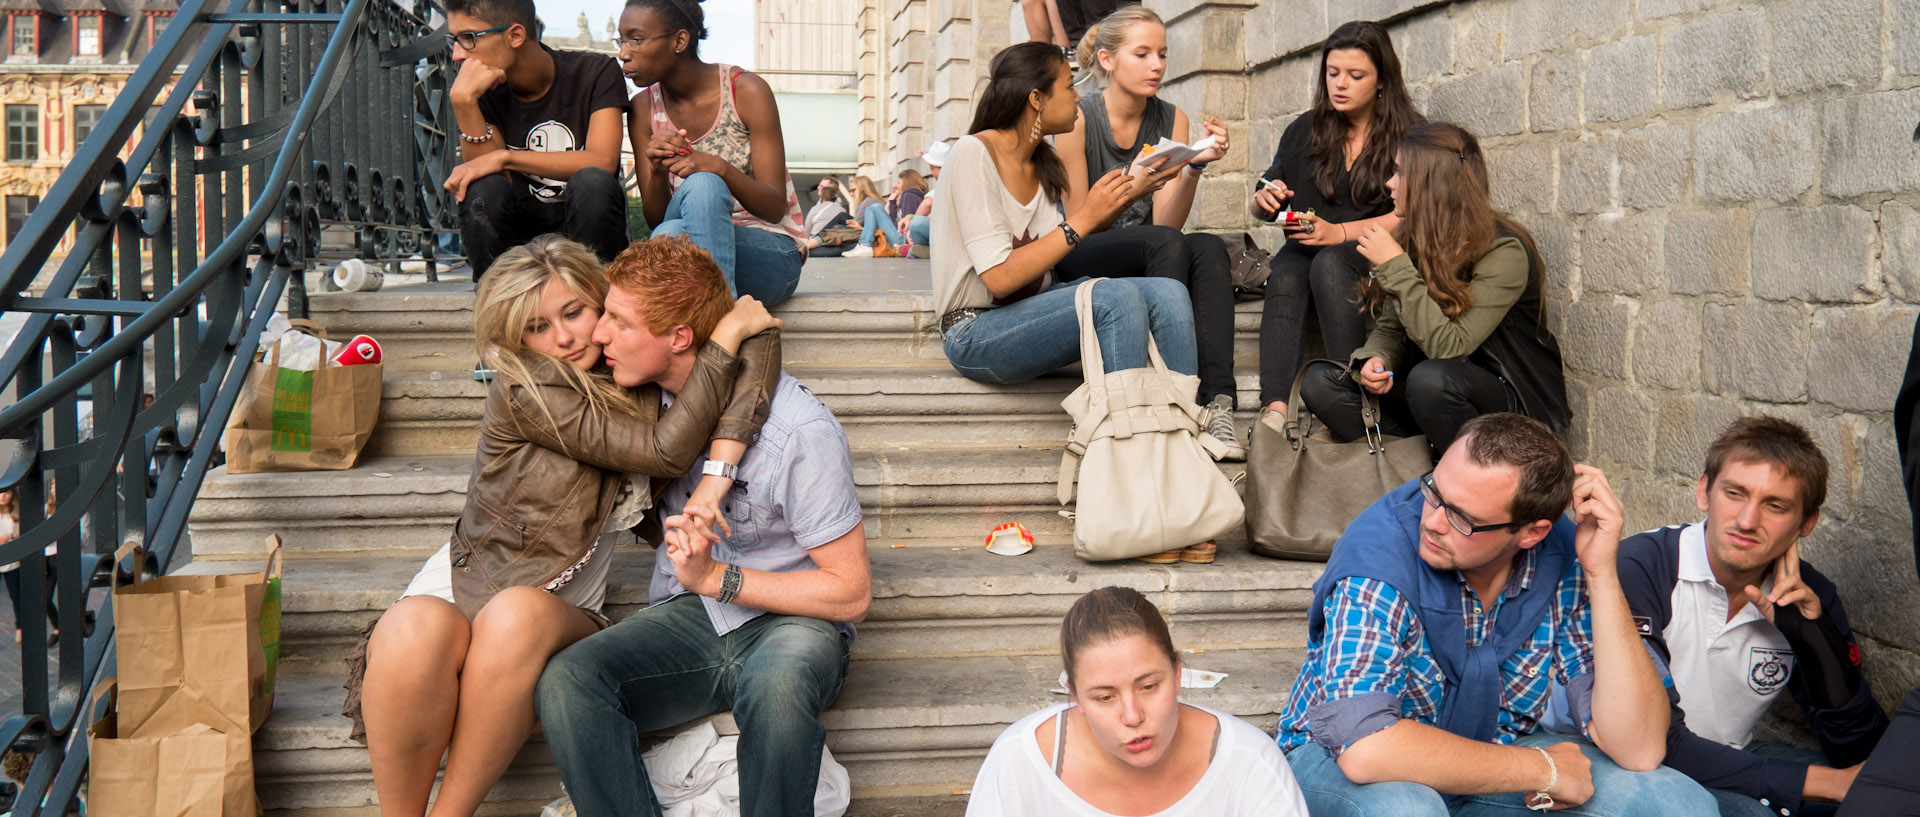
[
  {"xmin": 1570, "ymin": 464, "xmax": 1625, "ymax": 574},
  {"xmin": 664, "ymin": 505, "xmax": 729, "ymax": 597},
  {"xmin": 1744, "ymin": 539, "xmax": 1823, "ymax": 622},
  {"xmin": 451, "ymin": 57, "xmax": 507, "ymax": 104}
]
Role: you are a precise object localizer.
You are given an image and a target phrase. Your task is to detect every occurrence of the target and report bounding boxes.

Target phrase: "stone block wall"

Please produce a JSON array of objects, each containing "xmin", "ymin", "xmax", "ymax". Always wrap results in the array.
[
  {"xmin": 1187, "ymin": 0, "xmax": 1920, "ymax": 700},
  {"xmin": 876, "ymin": 0, "xmax": 1920, "ymax": 699}
]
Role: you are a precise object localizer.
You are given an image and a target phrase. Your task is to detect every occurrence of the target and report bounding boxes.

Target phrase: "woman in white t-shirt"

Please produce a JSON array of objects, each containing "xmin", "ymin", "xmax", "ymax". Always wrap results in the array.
[
  {"xmin": 931, "ymin": 42, "xmax": 1195, "ymax": 390},
  {"xmin": 966, "ymin": 586, "xmax": 1310, "ymax": 817}
]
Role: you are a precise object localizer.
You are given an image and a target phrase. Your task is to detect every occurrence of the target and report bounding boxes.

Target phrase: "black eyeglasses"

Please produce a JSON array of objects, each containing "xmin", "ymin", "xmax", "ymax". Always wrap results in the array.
[
  {"xmin": 613, "ymin": 33, "xmax": 671, "ymax": 52},
  {"xmin": 1419, "ymin": 471, "xmax": 1518, "ymax": 537},
  {"xmin": 446, "ymin": 24, "xmax": 511, "ymax": 51}
]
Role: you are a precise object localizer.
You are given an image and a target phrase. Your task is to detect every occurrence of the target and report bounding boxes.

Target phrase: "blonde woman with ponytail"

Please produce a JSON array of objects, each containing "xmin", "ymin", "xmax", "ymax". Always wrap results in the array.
[
  {"xmin": 1054, "ymin": 5, "xmax": 1245, "ymax": 474},
  {"xmin": 346, "ymin": 234, "xmax": 782, "ymax": 817}
]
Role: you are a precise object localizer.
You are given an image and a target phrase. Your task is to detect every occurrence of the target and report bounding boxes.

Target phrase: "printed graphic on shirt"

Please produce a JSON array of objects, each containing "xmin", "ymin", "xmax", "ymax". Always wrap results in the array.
[
  {"xmin": 1748, "ymin": 646, "xmax": 1793, "ymax": 695},
  {"xmin": 520, "ymin": 119, "xmax": 576, "ymax": 200},
  {"xmin": 1632, "ymin": 615, "xmax": 1654, "ymax": 637}
]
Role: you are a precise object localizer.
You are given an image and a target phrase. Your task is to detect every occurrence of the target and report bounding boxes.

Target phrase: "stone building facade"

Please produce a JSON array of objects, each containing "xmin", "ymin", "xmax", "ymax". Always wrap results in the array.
[
  {"xmin": 864, "ymin": 0, "xmax": 1920, "ymax": 701},
  {"xmin": 0, "ymin": 0, "xmax": 180, "ymax": 255}
]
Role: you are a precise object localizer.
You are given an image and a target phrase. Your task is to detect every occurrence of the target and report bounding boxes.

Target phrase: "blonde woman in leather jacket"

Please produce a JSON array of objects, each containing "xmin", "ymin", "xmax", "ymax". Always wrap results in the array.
[{"xmin": 346, "ymin": 235, "xmax": 782, "ymax": 817}]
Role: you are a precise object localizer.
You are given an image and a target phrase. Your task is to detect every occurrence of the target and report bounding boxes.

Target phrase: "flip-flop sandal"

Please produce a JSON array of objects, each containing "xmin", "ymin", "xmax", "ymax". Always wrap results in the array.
[
  {"xmin": 1180, "ymin": 542, "xmax": 1218, "ymax": 564},
  {"xmin": 1133, "ymin": 549, "xmax": 1182, "ymax": 565}
]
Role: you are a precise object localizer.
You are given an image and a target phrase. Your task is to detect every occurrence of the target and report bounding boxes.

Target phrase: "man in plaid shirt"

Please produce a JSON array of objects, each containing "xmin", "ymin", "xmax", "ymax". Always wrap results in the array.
[{"xmin": 1277, "ymin": 413, "xmax": 1716, "ymax": 816}]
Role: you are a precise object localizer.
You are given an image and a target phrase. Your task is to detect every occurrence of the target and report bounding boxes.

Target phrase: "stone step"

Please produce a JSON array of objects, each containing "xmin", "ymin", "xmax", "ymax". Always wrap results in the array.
[
  {"xmin": 177, "ymin": 545, "xmax": 1318, "ymax": 676},
  {"xmin": 306, "ymin": 285, "xmax": 1270, "ymax": 373},
  {"xmin": 187, "ymin": 447, "xmax": 1255, "ymax": 558},
  {"xmin": 250, "ymin": 645, "xmax": 1303, "ymax": 813},
  {"xmin": 365, "ymin": 366, "xmax": 1269, "ymax": 457}
]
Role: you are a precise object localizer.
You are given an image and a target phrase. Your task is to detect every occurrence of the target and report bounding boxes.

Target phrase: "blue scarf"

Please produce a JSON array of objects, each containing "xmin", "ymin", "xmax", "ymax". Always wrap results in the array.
[{"xmin": 1307, "ymin": 481, "xmax": 1575, "ymax": 742}]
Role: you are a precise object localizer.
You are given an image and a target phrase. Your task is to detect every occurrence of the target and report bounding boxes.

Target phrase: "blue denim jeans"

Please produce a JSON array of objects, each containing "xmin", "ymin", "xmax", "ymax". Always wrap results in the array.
[
  {"xmin": 907, "ymin": 214, "xmax": 930, "ymax": 247},
  {"xmin": 1286, "ymin": 733, "xmax": 1719, "ymax": 817},
  {"xmin": 534, "ymin": 595, "xmax": 851, "ymax": 817},
  {"xmin": 1710, "ymin": 741, "xmax": 1838, "ymax": 817},
  {"xmin": 651, "ymin": 172, "xmax": 805, "ymax": 305},
  {"xmin": 941, "ymin": 277, "xmax": 1197, "ymax": 385},
  {"xmin": 856, "ymin": 202, "xmax": 901, "ymax": 247}
]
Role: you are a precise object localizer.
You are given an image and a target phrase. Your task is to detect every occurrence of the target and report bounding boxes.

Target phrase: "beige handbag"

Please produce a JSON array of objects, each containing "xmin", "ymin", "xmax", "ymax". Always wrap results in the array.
[
  {"xmin": 1057, "ymin": 279, "xmax": 1245, "ymax": 561},
  {"xmin": 1244, "ymin": 361, "xmax": 1432, "ymax": 560}
]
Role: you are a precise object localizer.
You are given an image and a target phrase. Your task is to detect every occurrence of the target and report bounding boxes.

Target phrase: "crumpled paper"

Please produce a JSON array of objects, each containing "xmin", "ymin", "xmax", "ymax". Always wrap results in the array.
[{"xmin": 1051, "ymin": 667, "xmax": 1227, "ymax": 694}]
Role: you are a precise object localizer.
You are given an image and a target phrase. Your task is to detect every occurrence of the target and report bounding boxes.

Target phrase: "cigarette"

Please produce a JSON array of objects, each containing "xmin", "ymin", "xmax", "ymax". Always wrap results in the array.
[{"xmin": 1257, "ymin": 177, "xmax": 1285, "ymax": 193}]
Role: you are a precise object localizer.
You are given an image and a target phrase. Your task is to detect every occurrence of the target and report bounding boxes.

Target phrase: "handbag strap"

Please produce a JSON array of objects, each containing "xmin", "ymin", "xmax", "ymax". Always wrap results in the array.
[
  {"xmin": 1073, "ymin": 278, "xmax": 1106, "ymax": 377},
  {"xmin": 1286, "ymin": 358, "xmax": 1392, "ymax": 453},
  {"xmin": 1059, "ymin": 278, "xmax": 1224, "ymax": 503}
]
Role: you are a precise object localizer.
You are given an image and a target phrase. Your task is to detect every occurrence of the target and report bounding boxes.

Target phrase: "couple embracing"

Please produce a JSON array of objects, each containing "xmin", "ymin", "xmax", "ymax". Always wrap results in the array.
[{"xmin": 342, "ymin": 234, "xmax": 869, "ymax": 817}]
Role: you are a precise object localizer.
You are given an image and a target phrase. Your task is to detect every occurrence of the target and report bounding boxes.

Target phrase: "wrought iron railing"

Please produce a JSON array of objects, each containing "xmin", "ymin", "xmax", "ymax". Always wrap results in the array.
[{"xmin": 0, "ymin": 0, "xmax": 453, "ymax": 811}]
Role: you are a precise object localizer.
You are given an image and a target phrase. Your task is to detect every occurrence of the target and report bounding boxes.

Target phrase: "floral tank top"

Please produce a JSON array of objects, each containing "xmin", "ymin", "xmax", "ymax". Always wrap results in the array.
[{"xmin": 647, "ymin": 64, "xmax": 808, "ymax": 253}]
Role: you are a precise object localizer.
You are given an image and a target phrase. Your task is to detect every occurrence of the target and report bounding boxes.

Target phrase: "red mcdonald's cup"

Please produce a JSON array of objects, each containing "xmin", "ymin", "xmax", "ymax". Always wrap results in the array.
[{"xmin": 332, "ymin": 335, "xmax": 382, "ymax": 366}]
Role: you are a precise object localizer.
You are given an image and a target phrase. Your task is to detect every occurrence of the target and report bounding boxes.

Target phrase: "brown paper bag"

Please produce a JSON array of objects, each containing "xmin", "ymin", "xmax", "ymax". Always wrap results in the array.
[
  {"xmin": 113, "ymin": 541, "xmax": 282, "ymax": 738},
  {"xmin": 89, "ymin": 679, "xmax": 260, "ymax": 817},
  {"xmin": 224, "ymin": 322, "xmax": 382, "ymax": 473}
]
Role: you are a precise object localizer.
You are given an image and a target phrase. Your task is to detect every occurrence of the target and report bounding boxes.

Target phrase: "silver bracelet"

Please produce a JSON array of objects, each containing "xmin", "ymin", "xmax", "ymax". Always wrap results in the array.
[
  {"xmin": 459, "ymin": 123, "xmax": 494, "ymax": 144},
  {"xmin": 1528, "ymin": 746, "xmax": 1557, "ymax": 811}
]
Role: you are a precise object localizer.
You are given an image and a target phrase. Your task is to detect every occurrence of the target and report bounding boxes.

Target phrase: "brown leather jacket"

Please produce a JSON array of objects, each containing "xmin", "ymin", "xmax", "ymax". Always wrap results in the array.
[{"xmin": 448, "ymin": 332, "xmax": 780, "ymax": 618}]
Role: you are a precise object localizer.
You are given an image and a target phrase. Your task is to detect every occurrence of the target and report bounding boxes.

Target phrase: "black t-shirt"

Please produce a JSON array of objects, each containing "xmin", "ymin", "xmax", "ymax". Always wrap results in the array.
[
  {"xmin": 1258, "ymin": 112, "xmax": 1395, "ymax": 225},
  {"xmin": 1055, "ymin": 0, "xmax": 1139, "ymax": 46},
  {"xmin": 476, "ymin": 45, "xmax": 627, "ymax": 201}
]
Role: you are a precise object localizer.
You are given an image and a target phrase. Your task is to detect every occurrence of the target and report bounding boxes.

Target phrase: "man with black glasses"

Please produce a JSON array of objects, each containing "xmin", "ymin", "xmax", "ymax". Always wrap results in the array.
[
  {"xmin": 442, "ymin": 0, "xmax": 628, "ymax": 278},
  {"xmin": 1276, "ymin": 413, "xmax": 1713, "ymax": 816}
]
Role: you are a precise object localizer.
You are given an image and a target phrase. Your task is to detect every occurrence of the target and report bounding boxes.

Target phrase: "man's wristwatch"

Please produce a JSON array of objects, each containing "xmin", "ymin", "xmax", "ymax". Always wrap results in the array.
[
  {"xmin": 702, "ymin": 460, "xmax": 738, "ymax": 480},
  {"xmin": 717, "ymin": 562, "xmax": 743, "ymax": 604}
]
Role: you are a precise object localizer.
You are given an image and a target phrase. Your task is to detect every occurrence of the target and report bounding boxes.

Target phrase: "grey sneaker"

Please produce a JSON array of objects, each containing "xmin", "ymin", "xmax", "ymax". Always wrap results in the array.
[{"xmin": 1203, "ymin": 394, "xmax": 1247, "ymax": 462}]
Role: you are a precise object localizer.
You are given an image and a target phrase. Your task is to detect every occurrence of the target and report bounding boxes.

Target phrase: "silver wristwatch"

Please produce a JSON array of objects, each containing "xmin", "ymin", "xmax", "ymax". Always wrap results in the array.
[{"xmin": 702, "ymin": 459, "xmax": 738, "ymax": 480}]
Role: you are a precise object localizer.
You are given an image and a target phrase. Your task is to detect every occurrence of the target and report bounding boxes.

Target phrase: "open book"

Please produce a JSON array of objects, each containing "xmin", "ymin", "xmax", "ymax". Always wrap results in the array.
[{"xmin": 1129, "ymin": 135, "xmax": 1218, "ymax": 176}]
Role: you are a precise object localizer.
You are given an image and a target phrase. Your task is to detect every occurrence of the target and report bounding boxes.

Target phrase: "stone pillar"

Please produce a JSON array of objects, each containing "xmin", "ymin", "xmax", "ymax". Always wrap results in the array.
[
  {"xmin": 928, "ymin": 0, "xmax": 1011, "ymax": 152},
  {"xmin": 856, "ymin": 1, "xmax": 888, "ymax": 176},
  {"xmin": 885, "ymin": 0, "xmax": 931, "ymax": 172},
  {"xmin": 1146, "ymin": 0, "xmax": 1258, "ymax": 231}
]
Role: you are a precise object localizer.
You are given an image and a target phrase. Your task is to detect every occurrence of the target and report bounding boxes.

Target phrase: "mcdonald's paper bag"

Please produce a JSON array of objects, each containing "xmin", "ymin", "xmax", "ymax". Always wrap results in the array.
[
  {"xmin": 114, "ymin": 542, "xmax": 282, "ymax": 738},
  {"xmin": 224, "ymin": 325, "xmax": 381, "ymax": 473},
  {"xmin": 89, "ymin": 680, "xmax": 260, "ymax": 817}
]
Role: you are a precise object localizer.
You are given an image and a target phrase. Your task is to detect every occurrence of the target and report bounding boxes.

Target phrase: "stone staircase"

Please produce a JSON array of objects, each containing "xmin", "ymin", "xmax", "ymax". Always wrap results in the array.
[{"xmin": 185, "ymin": 259, "xmax": 1325, "ymax": 816}]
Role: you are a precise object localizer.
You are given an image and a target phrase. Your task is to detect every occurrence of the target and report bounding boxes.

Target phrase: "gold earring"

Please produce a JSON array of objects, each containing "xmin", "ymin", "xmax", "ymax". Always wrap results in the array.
[{"xmin": 1029, "ymin": 113, "xmax": 1044, "ymax": 143}]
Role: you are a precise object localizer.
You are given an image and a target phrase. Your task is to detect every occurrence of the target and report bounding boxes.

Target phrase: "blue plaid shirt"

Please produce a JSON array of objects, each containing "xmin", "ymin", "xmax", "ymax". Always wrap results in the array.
[{"xmin": 1277, "ymin": 547, "xmax": 1598, "ymax": 752}]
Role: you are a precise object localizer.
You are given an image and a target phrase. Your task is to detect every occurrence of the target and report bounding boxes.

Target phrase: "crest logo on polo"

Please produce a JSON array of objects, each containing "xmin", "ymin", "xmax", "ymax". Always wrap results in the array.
[
  {"xmin": 523, "ymin": 119, "xmax": 577, "ymax": 199},
  {"xmin": 1748, "ymin": 646, "xmax": 1793, "ymax": 695}
]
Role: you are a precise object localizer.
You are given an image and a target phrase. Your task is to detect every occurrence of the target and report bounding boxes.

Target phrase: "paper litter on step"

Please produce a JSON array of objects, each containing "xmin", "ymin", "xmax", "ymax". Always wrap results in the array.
[{"xmin": 1051, "ymin": 667, "xmax": 1227, "ymax": 694}]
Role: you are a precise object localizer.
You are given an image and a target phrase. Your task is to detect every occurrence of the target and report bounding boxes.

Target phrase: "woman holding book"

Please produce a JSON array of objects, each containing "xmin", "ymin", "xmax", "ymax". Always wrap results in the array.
[{"xmin": 1056, "ymin": 5, "xmax": 1242, "ymax": 460}]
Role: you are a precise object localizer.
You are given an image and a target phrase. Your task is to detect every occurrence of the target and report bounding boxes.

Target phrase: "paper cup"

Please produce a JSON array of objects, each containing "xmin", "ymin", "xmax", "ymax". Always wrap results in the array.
[
  {"xmin": 333, "ymin": 258, "xmax": 384, "ymax": 292},
  {"xmin": 983, "ymin": 522, "xmax": 1034, "ymax": 556}
]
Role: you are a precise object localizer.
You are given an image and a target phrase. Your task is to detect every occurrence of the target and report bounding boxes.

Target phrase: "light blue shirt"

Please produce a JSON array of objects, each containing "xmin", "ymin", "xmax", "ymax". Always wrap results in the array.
[{"xmin": 650, "ymin": 374, "xmax": 864, "ymax": 640}]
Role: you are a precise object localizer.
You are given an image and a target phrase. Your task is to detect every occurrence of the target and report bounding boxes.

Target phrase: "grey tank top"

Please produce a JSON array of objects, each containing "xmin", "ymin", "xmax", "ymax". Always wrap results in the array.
[{"xmin": 1079, "ymin": 91, "xmax": 1174, "ymax": 230}]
